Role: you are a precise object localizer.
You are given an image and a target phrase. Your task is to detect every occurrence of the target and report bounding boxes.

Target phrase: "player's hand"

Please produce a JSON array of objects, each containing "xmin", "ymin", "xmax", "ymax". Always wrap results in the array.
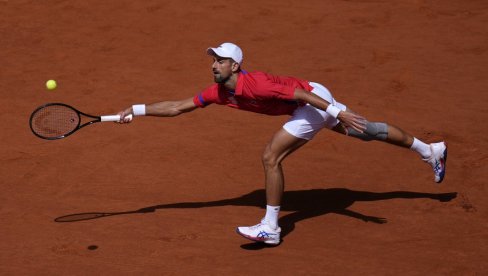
[
  {"xmin": 117, "ymin": 107, "xmax": 134, "ymax": 124},
  {"xmin": 337, "ymin": 110, "xmax": 367, "ymax": 133}
]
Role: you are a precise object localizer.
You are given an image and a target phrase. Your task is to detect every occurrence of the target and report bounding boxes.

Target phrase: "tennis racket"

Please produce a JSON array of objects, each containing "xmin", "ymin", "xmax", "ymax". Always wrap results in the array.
[{"xmin": 29, "ymin": 103, "xmax": 132, "ymax": 140}]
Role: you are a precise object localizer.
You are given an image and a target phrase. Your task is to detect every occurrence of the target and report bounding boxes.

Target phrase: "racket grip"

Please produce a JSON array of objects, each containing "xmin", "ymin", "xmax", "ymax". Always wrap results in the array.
[{"xmin": 100, "ymin": 114, "xmax": 133, "ymax": 122}]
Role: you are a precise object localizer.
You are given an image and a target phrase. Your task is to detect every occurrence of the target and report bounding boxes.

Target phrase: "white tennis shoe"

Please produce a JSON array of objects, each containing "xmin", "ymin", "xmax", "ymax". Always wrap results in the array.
[
  {"xmin": 424, "ymin": 142, "xmax": 447, "ymax": 183},
  {"xmin": 236, "ymin": 220, "xmax": 281, "ymax": 245}
]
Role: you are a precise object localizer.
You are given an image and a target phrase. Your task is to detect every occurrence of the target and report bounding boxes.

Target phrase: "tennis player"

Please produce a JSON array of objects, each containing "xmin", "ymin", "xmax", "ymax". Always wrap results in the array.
[{"xmin": 117, "ymin": 42, "xmax": 447, "ymax": 245}]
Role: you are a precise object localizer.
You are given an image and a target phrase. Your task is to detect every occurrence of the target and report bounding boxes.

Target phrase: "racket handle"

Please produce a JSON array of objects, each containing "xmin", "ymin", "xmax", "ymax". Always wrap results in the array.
[{"xmin": 100, "ymin": 114, "xmax": 133, "ymax": 122}]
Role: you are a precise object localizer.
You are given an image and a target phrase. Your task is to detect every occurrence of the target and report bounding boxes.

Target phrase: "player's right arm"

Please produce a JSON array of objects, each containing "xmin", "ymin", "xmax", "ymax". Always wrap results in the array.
[
  {"xmin": 146, "ymin": 97, "xmax": 198, "ymax": 117},
  {"xmin": 118, "ymin": 97, "xmax": 197, "ymax": 123},
  {"xmin": 294, "ymin": 89, "xmax": 367, "ymax": 133}
]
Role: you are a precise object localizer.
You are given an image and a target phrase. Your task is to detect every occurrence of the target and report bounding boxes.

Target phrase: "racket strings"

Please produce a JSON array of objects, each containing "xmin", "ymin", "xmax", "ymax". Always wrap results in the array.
[{"xmin": 30, "ymin": 105, "xmax": 80, "ymax": 138}]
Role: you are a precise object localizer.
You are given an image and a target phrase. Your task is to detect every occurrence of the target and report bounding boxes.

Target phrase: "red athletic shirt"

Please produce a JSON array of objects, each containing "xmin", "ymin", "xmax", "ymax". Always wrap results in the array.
[{"xmin": 193, "ymin": 70, "xmax": 313, "ymax": 116}]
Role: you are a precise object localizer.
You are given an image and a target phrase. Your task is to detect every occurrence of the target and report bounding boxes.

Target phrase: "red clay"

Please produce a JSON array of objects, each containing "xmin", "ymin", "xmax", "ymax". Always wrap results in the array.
[{"xmin": 1, "ymin": 0, "xmax": 487, "ymax": 274}]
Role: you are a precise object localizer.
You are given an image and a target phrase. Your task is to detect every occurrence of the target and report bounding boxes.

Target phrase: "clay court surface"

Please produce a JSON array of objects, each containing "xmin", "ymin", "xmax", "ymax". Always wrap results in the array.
[{"xmin": 1, "ymin": 0, "xmax": 487, "ymax": 274}]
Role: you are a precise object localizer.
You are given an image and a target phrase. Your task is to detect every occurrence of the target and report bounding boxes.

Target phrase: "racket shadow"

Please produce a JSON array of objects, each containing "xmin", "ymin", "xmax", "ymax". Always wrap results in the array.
[
  {"xmin": 54, "ymin": 188, "xmax": 458, "ymax": 236},
  {"xmin": 54, "ymin": 209, "xmax": 154, "ymax": 222}
]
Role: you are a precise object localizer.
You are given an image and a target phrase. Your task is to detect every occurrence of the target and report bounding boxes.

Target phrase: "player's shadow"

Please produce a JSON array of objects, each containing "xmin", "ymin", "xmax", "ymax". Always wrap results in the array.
[{"xmin": 55, "ymin": 188, "xmax": 456, "ymax": 248}]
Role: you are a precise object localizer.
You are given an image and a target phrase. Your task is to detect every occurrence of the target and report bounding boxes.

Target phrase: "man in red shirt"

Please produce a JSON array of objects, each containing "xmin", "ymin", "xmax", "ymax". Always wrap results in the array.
[{"xmin": 118, "ymin": 43, "xmax": 447, "ymax": 246}]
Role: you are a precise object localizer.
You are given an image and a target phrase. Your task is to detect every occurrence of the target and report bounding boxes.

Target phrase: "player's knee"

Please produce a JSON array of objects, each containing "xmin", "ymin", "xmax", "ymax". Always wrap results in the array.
[
  {"xmin": 348, "ymin": 122, "xmax": 388, "ymax": 141},
  {"xmin": 262, "ymin": 147, "xmax": 280, "ymax": 169}
]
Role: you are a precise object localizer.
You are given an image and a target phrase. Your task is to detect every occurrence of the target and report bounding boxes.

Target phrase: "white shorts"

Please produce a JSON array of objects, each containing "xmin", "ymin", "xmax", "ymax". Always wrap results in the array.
[{"xmin": 283, "ymin": 82, "xmax": 347, "ymax": 140}]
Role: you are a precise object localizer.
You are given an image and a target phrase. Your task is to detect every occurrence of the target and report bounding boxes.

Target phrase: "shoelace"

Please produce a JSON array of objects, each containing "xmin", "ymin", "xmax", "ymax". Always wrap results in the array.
[{"xmin": 433, "ymin": 159, "xmax": 442, "ymax": 174}]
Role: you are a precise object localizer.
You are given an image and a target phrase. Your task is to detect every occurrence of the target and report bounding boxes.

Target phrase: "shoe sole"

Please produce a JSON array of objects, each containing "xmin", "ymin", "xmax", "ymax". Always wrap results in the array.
[
  {"xmin": 235, "ymin": 228, "xmax": 280, "ymax": 245},
  {"xmin": 436, "ymin": 142, "xmax": 447, "ymax": 184},
  {"xmin": 437, "ymin": 142, "xmax": 448, "ymax": 183}
]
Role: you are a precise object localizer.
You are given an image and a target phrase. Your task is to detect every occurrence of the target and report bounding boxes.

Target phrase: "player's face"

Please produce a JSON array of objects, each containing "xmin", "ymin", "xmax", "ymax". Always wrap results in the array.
[{"xmin": 211, "ymin": 56, "xmax": 236, "ymax": 83}]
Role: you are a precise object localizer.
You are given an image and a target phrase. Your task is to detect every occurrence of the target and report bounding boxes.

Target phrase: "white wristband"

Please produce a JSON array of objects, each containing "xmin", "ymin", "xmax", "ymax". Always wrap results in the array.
[
  {"xmin": 132, "ymin": 104, "xmax": 146, "ymax": 116},
  {"xmin": 325, "ymin": 105, "xmax": 341, "ymax": 118}
]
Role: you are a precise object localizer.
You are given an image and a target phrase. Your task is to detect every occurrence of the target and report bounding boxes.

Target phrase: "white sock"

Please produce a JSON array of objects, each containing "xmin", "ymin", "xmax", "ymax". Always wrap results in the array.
[
  {"xmin": 264, "ymin": 205, "xmax": 280, "ymax": 229},
  {"xmin": 410, "ymin": 137, "xmax": 431, "ymax": 159}
]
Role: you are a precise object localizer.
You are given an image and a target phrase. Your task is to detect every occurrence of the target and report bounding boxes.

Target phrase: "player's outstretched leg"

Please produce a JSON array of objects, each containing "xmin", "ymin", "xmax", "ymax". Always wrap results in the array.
[
  {"xmin": 332, "ymin": 115, "xmax": 447, "ymax": 183},
  {"xmin": 379, "ymin": 123, "xmax": 447, "ymax": 183}
]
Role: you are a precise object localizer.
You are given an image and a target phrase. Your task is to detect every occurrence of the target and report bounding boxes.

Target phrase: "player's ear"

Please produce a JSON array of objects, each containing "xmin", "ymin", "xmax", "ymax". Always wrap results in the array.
[{"xmin": 231, "ymin": 61, "xmax": 240, "ymax": 73}]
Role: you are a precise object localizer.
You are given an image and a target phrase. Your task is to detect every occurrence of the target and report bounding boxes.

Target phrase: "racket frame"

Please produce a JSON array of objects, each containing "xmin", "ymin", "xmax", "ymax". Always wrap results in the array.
[{"xmin": 30, "ymin": 103, "xmax": 106, "ymax": 140}]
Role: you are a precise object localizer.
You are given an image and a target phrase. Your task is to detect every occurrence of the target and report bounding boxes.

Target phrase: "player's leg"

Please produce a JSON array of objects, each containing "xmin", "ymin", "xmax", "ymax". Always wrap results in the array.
[
  {"xmin": 332, "ymin": 109, "xmax": 447, "ymax": 183},
  {"xmin": 236, "ymin": 87, "xmax": 337, "ymax": 245},
  {"xmin": 236, "ymin": 128, "xmax": 308, "ymax": 245},
  {"xmin": 307, "ymin": 81, "xmax": 447, "ymax": 183},
  {"xmin": 262, "ymin": 129, "xmax": 308, "ymax": 206},
  {"xmin": 332, "ymin": 119, "xmax": 414, "ymax": 148}
]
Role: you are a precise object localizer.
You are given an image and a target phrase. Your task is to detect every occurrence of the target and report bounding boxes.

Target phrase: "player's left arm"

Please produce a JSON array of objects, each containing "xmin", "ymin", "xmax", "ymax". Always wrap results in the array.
[{"xmin": 293, "ymin": 89, "xmax": 366, "ymax": 133}]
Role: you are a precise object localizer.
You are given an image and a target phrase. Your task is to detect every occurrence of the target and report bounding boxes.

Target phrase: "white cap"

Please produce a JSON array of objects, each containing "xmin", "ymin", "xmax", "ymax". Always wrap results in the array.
[{"xmin": 207, "ymin": 42, "xmax": 243, "ymax": 64}]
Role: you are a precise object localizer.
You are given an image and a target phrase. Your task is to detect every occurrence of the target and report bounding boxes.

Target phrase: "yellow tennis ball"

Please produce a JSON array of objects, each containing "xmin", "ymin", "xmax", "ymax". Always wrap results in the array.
[{"xmin": 46, "ymin": 80, "xmax": 57, "ymax": 90}]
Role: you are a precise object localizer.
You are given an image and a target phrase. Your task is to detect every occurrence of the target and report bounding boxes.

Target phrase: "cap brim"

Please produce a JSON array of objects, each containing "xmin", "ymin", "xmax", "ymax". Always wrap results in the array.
[{"xmin": 207, "ymin": 47, "xmax": 230, "ymax": 59}]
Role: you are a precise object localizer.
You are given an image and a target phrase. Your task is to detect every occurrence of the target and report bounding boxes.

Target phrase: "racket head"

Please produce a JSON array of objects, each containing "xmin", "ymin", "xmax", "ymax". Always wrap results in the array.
[{"xmin": 29, "ymin": 103, "xmax": 82, "ymax": 140}]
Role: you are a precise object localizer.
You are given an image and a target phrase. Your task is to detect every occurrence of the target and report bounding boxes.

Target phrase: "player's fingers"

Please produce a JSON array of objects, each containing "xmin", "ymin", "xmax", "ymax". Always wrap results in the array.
[
  {"xmin": 123, "ymin": 114, "xmax": 133, "ymax": 123},
  {"xmin": 352, "ymin": 115, "xmax": 367, "ymax": 131},
  {"xmin": 350, "ymin": 122, "xmax": 366, "ymax": 133},
  {"xmin": 354, "ymin": 113, "xmax": 367, "ymax": 120},
  {"xmin": 117, "ymin": 112, "xmax": 124, "ymax": 123},
  {"xmin": 357, "ymin": 120, "xmax": 367, "ymax": 131},
  {"xmin": 354, "ymin": 115, "xmax": 367, "ymax": 125},
  {"xmin": 117, "ymin": 111, "xmax": 129, "ymax": 124},
  {"xmin": 351, "ymin": 126, "xmax": 362, "ymax": 133}
]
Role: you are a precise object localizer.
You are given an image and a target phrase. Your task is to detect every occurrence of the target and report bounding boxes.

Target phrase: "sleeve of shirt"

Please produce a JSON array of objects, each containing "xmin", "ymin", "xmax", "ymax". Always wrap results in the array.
[{"xmin": 193, "ymin": 84, "xmax": 219, "ymax": 108}]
